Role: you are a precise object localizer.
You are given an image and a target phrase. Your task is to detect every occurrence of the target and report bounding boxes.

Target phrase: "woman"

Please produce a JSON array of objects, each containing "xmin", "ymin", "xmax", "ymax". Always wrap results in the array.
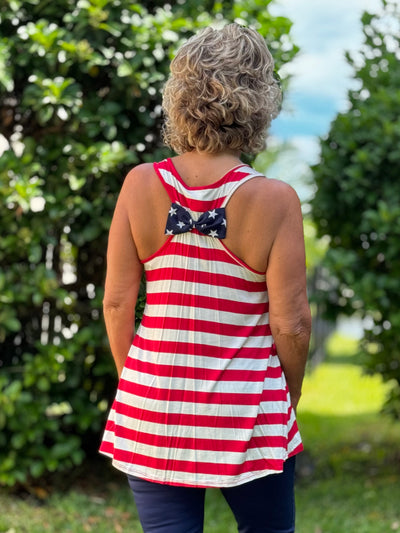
[{"xmin": 100, "ymin": 23, "xmax": 311, "ymax": 533}]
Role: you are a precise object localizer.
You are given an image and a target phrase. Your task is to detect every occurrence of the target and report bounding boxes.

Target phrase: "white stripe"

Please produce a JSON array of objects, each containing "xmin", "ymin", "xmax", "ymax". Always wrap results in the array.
[
  {"xmin": 127, "ymin": 345, "xmax": 280, "ymax": 371},
  {"xmin": 146, "ymin": 279, "xmax": 267, "ymax": 306},
  {"xmin": 288, "ymin": 432, "xmax": 302, "ymax": 453},
  {"xmin": 141, "ymin": 304, "xmax": 270, "ymax": 327},
  {"xmin": 115, "ymin": 388, "xmax": 289, "ymax": 414},
  {"xmin": 121, "ymin": 369, "xmax": 284, "ymax": 394},
  {"xmin": 135, "ymin": 324, "xmax": 272, "ymax": 349},
  {"xmin": 288, "ymin": 407, "xmax": 297, "ymax": 432}
]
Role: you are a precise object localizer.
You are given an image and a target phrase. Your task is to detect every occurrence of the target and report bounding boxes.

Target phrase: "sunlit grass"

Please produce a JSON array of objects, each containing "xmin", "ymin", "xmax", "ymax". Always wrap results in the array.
[
  {"xmin": 299, "ymin": 332, "xmax": 399, "ymax": 454},
  {"xmin": 300, "ymin": 333, "xmax": 388, "ymax": 416},
  {"xmin": 295, "ymin": 332, "xmax": 400, "ymax": 533},
  {"xmin": 301, "ymin": 363, "xmax": 387, "ymax": 415},
  {"xmin": 296, "ymin": 475, "xmax": 400, "ymax": 533},
  {"xmin": 0, "ymin": 483, "xmax": 140, "ymax": 533}
]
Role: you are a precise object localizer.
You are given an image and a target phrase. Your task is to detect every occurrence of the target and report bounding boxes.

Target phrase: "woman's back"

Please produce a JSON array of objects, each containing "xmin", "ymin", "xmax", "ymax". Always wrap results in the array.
[
  {"xmin": 100, "ymin": 154, "xmax": 304, "ymax": 487},
  {"xmin": 122, "ymin": 151, "xmax": 296, "ymax": 275}
]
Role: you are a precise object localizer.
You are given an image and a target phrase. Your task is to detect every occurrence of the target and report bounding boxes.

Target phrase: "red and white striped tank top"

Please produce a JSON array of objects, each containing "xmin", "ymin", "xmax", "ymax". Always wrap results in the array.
[{"xmin": 100, "ymin": 158, "xmax": 303, "ymax": 488}]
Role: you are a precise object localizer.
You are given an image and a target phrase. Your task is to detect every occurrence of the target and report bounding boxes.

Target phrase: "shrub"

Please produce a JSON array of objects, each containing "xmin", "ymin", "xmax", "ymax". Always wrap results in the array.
[{"xmin": 311, "ymin": 1, "xmax": 400, "ymax": 420}]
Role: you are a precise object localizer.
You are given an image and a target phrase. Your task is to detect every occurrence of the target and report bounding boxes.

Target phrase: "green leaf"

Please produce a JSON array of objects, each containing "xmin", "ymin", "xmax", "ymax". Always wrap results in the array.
[
  {"xmin": 37, "ymin": 376, "xmax": 50, "ymax": 392},
  {"xmin": 37, "ymin": 106, "xmax": 54, "ymax": 125},
  {"xmin": 0, "ymin": 42, "xmax": 14, "ymax": 91},
  {"xmin": 117, "ymin": 60, "xmax": 133, "ymax": 77}
]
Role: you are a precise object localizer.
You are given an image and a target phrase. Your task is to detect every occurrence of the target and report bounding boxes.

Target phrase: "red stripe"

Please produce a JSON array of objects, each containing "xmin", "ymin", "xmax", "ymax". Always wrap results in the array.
[
  {"xmin": 145, "ymin": 267, "xmax": 267, "ymax": 293},
  {"xmin": 155, "ymin": 178, "xmax": 226, "ymax": 212},
  {"xmin": 288, "ymin": 441, "xmax": 304, "ymax": 457},
  {"xmin": 140, "ymin": 315, "xmax": 271, "ymax": 338},
  {"xmin": 171, "ymin": 192, "xmax": 226, "ymax": 213},
  {"xmin": 118, "ymin": 379, "xmax": 288, "ymax": 405},
  {"xmin": 109, "ymin": 424, "xmax": 287, "ymax": 453},
  {"xmin": 110, "ymin": 402, "xmax": 288, "ymax": 429},
  {"xmin": 99, "ymin": 445, "xmax": 284, "ymax": 478},
  {"xmin": 288, "ymin": 418, "xmax": 299, "ymax": 442},
  {"xmin": 99, "ymin": 440, "xmax": 114, "ymax": 454},
  {"xmin": 125, "ymin": 357, "xmax": 282, "ymax": 382},
  {"xmin": 133, "ymin": 335, "xmax": 274, "ymax": 359},
  {"xmin": 146, "ymin": 292, "xmax": 267, "ymax": 315},
  {"xmin": 151, "ymin": 240, "xmax": 248, "ymax": 268}
]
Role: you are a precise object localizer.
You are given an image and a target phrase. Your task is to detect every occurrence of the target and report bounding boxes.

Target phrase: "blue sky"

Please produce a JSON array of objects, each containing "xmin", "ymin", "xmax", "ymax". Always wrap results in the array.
[{"xmin": 265, "ymin": 0, "xmax": 383, "ymax": 197}]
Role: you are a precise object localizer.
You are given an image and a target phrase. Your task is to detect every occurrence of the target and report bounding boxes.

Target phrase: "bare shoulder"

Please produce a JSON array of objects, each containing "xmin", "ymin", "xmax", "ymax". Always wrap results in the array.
[
  {"xmin": 123, "ymin": 162, "xmax": 157, "ymax": 189},
  {"xmin": 266, "ymin": 178, "xmax": 301, "ymax": 217},
  {"xmin": 118, "ymin": 162, "xmax": 160, "ymax": 204},
  {"xmin": 254, "ymin": 176, "xmax": 299, "ymax": 202},
  {"xmin": 239, "ymin": 176, "xmax": 301, "ymax": 218}
]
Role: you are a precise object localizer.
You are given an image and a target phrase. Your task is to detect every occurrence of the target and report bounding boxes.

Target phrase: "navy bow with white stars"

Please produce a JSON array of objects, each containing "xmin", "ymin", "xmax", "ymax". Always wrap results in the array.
[{"xmin": 165, "ymin": 202, "xmax": 226, "ymax": 239}]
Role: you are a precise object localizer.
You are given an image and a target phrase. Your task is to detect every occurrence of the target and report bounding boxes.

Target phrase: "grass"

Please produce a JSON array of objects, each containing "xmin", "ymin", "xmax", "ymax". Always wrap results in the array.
[
  {"xmin": 295, "ymin": 333, "xmax": 400, "ymax": 533},
  {"xmin": 1, "ymin": 332, "xmax": 399, "ymax": 533}
]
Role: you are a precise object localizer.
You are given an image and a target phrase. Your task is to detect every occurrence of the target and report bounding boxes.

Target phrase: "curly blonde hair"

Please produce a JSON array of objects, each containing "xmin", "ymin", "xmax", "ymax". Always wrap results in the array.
[{"xmin": 162, "ymin": 23, "xmax": 281, "ymax": 155}]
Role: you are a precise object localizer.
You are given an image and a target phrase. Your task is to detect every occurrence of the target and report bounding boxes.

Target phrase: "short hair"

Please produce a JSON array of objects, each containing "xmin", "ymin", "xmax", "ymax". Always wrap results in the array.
[{"xmin": 162, "ymin": 23, "xmax": 282, "ymax": 155}]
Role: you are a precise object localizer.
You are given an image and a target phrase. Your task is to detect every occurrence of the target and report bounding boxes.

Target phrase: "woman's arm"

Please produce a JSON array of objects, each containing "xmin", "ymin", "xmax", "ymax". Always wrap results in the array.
[
  {"xmin": 103, "ymin": 177, "xmax": 143, "ymax": 378},
  {"xmin": 266, "ymin": 184, "xmax": 311, "ymax": 411}
]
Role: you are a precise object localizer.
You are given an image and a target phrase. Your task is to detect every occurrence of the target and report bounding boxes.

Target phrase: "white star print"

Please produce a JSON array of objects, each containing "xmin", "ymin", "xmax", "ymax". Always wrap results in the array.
[
  {"xmin": 222, "ymin": 218, "xmax": 226, "ymax": 226},
  {"xmin": 165, "ymin": 229, "xmax": 174, "ymax": 235},
  {"xmin": 209, "ymin": 230, "xmax": 218, "ymax": 237},
  {"xmin": 169, "ymin": 206, "xmax": 177, "ymax": 216},
  {"xmin": 177, "ymin": 221, "xmax": 186, "ymax": 229},
  {"xmin": 208, "ymin": 209, "xmax": 217, "ymax": 219}
]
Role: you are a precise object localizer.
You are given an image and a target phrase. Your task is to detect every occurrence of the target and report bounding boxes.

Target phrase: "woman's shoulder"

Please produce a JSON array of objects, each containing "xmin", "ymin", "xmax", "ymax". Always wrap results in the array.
[
  {"xmin": 115, "ymin": 162, "xmax": 164, "ymax": 214},
  {"xmin": 118, "ymin": 161, "xmax": 171, "ymax": 217},
  {"xmin": 124, "ymin": 162, "xmax": 158, "ymax": 183},
  {"xmin": 240, "ymin": 174, "xmax": 301, "ymax": 214},
  {"xmin": 120, "ymin": 162, "xmax": 160, "ymax": 194},
  {"xmin": 248, "ymin": 173, "xmax": 298, "ymax": 194}
]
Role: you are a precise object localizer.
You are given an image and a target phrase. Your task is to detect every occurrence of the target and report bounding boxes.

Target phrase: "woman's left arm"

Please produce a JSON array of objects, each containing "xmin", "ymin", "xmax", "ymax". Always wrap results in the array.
[{"xmin": 103, "ymin": 178, "xmax": 143, "ymax": 378}]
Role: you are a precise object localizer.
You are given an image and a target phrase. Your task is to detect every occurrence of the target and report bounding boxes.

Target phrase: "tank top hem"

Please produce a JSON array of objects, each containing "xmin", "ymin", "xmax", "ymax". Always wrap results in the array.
[{"xmin": 99, "ymin": 448, "xmax": 303, "ymax": 488}]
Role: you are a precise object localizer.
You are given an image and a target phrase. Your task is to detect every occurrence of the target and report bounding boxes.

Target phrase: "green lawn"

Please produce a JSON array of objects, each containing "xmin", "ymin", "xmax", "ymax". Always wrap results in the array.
[
  {"xmin": 1, "ymin": 333, "xmax": 399, "ymax": 533},
  {"xmin": 294, "ymin": 334, "xmax": 400, "ymax": 533}
]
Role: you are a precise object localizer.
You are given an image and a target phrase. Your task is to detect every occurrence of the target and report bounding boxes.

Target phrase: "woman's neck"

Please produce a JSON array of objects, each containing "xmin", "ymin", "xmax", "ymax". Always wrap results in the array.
[{"xmin": 171, "ymin": 150, "xmax": 244, "ymax": 187}]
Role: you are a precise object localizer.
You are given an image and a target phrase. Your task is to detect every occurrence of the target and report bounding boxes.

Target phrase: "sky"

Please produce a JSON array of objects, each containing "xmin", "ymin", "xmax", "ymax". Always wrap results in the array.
[{"xmin": 265, "ymin": 0, "xmax": 384, "ymax": 198}]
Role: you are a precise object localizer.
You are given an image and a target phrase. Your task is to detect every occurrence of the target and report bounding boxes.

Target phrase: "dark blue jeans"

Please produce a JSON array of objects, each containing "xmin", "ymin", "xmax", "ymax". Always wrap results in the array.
[{"xmin": 127, "ymin": 457, "xmax": 296, "ymax": 533}]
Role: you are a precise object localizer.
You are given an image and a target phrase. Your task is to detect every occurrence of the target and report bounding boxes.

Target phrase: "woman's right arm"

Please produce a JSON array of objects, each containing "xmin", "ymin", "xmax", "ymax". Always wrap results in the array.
[{"xmin": 266, "ymin": 183, "xmax": 312, "ymax": 411}]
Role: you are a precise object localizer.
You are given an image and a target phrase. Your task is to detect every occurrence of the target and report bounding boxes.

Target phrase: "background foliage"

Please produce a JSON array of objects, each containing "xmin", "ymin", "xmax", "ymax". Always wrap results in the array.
[
  {"xmin": 311, "ymin": 0, "xmax": 400, "ymax": 419},
  {"xmin": 0, "ymin": 0, "xmax": 298, "ymax": 486}
]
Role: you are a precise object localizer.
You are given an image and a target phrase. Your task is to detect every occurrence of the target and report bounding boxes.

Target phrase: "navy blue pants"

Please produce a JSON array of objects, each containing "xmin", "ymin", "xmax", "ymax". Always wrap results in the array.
[{"xmin": 127, "ymin": 457, "xmax": 296, "ymax": 533}]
